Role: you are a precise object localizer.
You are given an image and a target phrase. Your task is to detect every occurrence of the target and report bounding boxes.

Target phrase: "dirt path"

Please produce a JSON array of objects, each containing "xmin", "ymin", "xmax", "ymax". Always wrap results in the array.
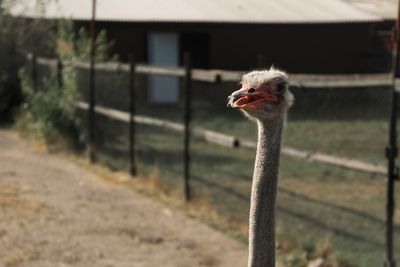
[{"xmin": 0, "ymin": 129, "xmax": 247, "ymax": 267}]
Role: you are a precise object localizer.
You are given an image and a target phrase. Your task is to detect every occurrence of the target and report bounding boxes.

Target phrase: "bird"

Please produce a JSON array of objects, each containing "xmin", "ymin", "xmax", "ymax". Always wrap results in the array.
[{"xmin": 227, "ymin": 68, "xmax": 294, "ymax": 267}]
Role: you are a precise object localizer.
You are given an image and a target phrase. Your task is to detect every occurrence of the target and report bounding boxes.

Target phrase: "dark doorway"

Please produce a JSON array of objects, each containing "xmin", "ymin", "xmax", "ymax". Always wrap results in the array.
[{"xmin": 180, "ymin": 33, "xmax": 210, "ymax": 68}]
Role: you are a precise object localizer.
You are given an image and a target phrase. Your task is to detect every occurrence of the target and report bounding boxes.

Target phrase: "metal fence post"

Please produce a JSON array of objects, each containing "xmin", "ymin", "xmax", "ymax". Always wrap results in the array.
[
  {"xmin": 56, "ymin": 58, "xmax": 63, "ymax": 89},
  {"xmin": 32, "ymin": 53, "xmax": 37, "ymax": 90},
  {"xmin": 385, "ymin": 83, "xmax": 397, "ymax": 267},
  {"xmin": 129, "ymin": 54, "xmax": 137, "ymax": 176},
  {"xmin": 384, "ymin": 2, "xmax": 400, "ymax": 267},
  {"xmin": 183, "ymin": 52, "xmax": 192, "ymax": 202},
  {"xmin": 88, "ymin": 0, "xmax": 97, "ymax": 163}
]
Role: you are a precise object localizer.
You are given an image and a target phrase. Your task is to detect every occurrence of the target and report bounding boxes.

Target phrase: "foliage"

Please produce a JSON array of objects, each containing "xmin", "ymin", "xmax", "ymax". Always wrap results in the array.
[
  {"xmin": 0, "ymin": 0, "xmax": 54, "ymax": 122},
  {"xmin": 17, "ymin": 18, "xmax": 114, "ymax": 144},
  {"xmin": 17, "ymin": 65, "xmax": 78, "ymax": 142},
  {"xmin": 56, "ymin": 19, "xmax": 116, "ymax": 61}
]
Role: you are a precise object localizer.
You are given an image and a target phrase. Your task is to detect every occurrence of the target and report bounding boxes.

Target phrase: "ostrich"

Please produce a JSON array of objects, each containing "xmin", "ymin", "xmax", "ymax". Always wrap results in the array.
[{"xmin": 227, "ymin": 68, "xmax": 293, "ymax": 267}]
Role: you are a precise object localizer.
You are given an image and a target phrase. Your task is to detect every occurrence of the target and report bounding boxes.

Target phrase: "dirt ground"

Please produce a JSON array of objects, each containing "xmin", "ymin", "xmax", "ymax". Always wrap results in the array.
[{"xmin": 0, "ymin": 129, "xmax": 247, "ymax": 267}]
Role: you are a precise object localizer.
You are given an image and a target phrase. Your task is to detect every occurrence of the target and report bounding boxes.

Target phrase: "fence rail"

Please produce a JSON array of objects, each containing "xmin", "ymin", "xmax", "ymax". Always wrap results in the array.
[
  {"xmin": 76, "ymin": 101, "xmax": 386, "ymax": 176},
  {"xmin": 28, "ymin": 53, "xmax": 393, "ymax": 87}
]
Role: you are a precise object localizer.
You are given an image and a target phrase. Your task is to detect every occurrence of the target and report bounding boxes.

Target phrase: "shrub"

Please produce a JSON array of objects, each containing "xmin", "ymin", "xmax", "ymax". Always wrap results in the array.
[
  {"xmin": 17, "ymin": 18, "xmax": 114, "ymax": 146},
  {"xmin": 17, "ymin": 63, "xmax": 79, "ymax": 143}
]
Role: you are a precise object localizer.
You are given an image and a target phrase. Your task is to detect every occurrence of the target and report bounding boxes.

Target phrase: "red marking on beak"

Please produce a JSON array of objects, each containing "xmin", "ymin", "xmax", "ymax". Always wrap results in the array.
[{"xmin": 231, "ymin": 88, "xmax": 278, "ymax": 109}]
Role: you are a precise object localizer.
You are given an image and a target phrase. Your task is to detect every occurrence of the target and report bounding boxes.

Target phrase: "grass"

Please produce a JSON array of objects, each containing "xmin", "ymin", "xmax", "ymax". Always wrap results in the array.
[{"xmin": 85, "ymin": 112, "xmax": 399, "ymax": 267}]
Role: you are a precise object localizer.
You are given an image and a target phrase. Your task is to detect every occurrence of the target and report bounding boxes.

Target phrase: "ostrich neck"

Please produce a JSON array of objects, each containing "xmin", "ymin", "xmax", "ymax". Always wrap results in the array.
[{"xmin": 248, "ymin": 116, "xmax": 284, "ymax": 267}]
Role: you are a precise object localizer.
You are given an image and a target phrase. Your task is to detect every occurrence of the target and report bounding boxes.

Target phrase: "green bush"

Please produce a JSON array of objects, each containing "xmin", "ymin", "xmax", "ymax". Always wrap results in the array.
[
  {"xmin": 17, "ymin": 64, "xmax": 79, "ymax": 143},
  {"xmin": 17, "ymin": 18, "xmax": 114, "ymax": 146}
]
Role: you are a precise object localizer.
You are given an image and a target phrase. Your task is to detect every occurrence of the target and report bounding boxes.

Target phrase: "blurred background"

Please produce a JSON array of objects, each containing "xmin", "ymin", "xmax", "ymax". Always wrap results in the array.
[{"xmin": 1, "ymin": 0, "xmax": 399, "ymax": 266}]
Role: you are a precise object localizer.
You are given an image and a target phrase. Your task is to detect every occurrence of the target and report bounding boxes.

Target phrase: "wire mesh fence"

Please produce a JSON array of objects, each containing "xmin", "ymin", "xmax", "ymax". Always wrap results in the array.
[
  {"xmin": 21, "ymin": 48, "xmax": 398, "ymax": 266},
  {"xmin": 27, "ymin": 53, "xmax": 400, "ymax": 266}
]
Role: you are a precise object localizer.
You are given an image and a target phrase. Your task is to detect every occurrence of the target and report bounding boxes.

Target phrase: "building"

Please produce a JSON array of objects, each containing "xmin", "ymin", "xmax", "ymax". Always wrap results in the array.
[{"xmin": 10, "ymin": 0, "xmax": 396, "ymax": 102}]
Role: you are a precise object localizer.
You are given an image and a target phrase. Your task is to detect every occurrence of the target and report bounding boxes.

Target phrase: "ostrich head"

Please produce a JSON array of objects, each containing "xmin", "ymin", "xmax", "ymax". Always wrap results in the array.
[{"xmin": 228, "ymin": 68, "xmax": 294, "ymax": 121}]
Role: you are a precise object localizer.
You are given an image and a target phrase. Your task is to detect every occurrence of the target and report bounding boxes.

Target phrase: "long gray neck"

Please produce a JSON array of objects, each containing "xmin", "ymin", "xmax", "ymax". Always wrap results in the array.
[{"xmin": 248, "ymin": 116, "xmax": 284, "ymax": 267}]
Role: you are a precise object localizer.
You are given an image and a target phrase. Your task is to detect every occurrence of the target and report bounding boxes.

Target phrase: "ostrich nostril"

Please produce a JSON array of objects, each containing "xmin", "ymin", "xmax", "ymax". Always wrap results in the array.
[{"xmin": 248, "ymin": 88, "xmax": 256, "ymax": 93}]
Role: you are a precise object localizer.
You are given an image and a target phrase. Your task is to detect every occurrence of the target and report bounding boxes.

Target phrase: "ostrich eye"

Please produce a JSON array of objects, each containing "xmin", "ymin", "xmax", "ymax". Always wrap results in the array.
[
  {"xmin": 275, "ymin": 83, "xmax": 286, "ymax": 94},
  {"xmin": 248, "ymin": 88, "xmax": 256, "ymax": 93}
]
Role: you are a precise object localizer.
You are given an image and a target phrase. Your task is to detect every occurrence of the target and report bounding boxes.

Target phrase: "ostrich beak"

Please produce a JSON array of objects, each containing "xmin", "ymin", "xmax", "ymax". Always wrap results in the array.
[
  {"xmin": 227, "ymin": 86, "xmax": 278, "ymax": 109},
  {"xmin": 227, "ymin": 88, "xmax": 248, "ymax": 107}
]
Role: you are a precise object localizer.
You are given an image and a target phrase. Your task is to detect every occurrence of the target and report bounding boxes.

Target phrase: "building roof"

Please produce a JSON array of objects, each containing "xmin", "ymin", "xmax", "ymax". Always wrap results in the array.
[
  {"xmin": 10, "ymin": 0, "xmax": 382, "ymax": 24},
  {"xmin": 343, "ymin": 0, "xmax": 397, "ymax": 20}
]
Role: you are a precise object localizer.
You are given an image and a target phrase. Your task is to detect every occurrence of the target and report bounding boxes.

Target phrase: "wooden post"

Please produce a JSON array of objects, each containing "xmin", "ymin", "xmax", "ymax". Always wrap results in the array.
[
  {"xmin": 56, "ymin": 58, "xmax": 63, "ymax": 89},
  {"xmin": 88, "ymin": 0, "xmax": 97, "ymax": 163},
  {"xmin": 32, "ymin": 53, "xmax": 37, "ymax": 90},
  {"xmin": 129, "ymin": 54, "xmax": 137, "ymax": 176},
  {"xmin": 183, "ymin": 52, "xmax": 192, "ymax": 202}
]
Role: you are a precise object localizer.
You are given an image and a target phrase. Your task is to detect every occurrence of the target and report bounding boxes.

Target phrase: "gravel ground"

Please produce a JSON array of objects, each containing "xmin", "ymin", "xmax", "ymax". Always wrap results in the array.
[{"xmin": 0, "ymin": 129, "xmax": 247, "ymax": 267}]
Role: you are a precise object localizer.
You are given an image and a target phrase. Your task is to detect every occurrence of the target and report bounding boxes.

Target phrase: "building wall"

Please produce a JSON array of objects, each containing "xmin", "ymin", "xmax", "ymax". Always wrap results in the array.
[
  {"xmin": 77, "ymin": 21, "xmax": 391, "ymax": 74},
  {"xmin": 209, "ymin": 23, "xmax": 389, "ymax": 73},
  {"xmin": 106, "ymin": 25, "xmax": 147, "ymax": 62}
]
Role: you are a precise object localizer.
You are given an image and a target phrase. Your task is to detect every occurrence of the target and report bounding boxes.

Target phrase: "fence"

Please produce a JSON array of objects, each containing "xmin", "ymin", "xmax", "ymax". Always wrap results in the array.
[
  {"xmin": 27, "ymin": 52, "xmax": 399, "ymax": 267},
  {"xmin": 28, "ymin": 52, "xmax": 390, "ymax": 174}
]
